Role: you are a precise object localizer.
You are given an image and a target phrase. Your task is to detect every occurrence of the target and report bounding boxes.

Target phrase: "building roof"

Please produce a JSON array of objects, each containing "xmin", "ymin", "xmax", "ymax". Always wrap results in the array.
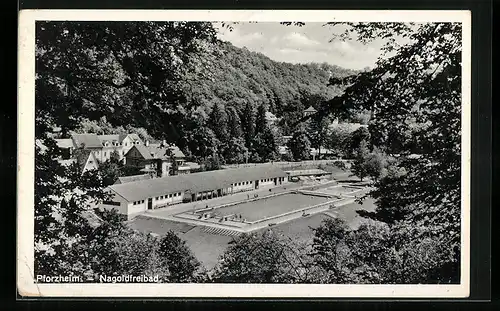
[
  {"xmin": 74, "ymin": 149, "xmax": 95, "ymax": 172},
  {"xmin": 58, "ymin": 159, "xmax": 77, "ymax": 167},
  {"xmin": 128, "ymin": 143, "xmax": 185, "ymax": 160},
  {"xmin": 108, "ymin": 165, "xmax": 287, "ymax": 202},
  {"xmin": 55, "ymin": 138, "xmax": 74, "ymax": 149},
  {"xmin": 128, "ymin": 133, "xmax": 142, "ymax": 142},
  {"xmin": 310, "ymin": 147, "xmax": 335, "ymax": 155},
  {"xmin": 278, "ymin": 146, "xmax": 289, "ymax": 155},
  {"xmin": 128, "ymin": 144, "xmax": 154, "ymax": 160},
  {"xmin": 71, "ymin": 133, "xmax": 103, "ymax": 149},
  {"xmin": 80, "ymin": 209, "xmax": 102, "ymax": 228},
  {"xmin": 98, "ymin": 134, "xmax": 122, "ymax": 145},
  {"xmin": 304, "ymin": 106, "xmax": 317, "ymax": 113},
  {"xmin": 328, "ymin": 122, "xmax": 368, "ymax": 132},
  {"xmin": 147, "ymin": 144, "xmax": 185, "ymax": 160},
  {"xmin": 115, "ymin": 174, "xmax": 152, "ymax": 184}
]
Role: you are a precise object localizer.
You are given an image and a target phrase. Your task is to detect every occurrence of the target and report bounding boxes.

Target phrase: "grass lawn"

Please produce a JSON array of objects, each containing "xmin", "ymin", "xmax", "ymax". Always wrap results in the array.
[
  {"xmin": 321, "ymin": 186, "xmax": 361, "ymax": 195},
  {"xmin": 128, "ymin": 215, "xmax": 196, "ymax": 235},
  {"xmin": 212, "ymin": 193, "xmax": 330, "ymax": 222},
  {"xmin": 268, "ymin": 213, "xmax": 331, "ymax": 246},
  {"xmin": 180, "ymin": 227, "xmax": 235, "ymax": 270},
  {"xmin": 333, "ymin": 197, "xmax": 377, "ymax": 230},
  {"xmin": 267, "ymin": 197, "xmax": 379, "ymax": 245}
]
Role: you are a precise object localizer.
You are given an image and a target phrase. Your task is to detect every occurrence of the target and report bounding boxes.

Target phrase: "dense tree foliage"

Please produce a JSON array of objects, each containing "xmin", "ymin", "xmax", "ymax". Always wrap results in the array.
[
  {"xmin": 351, "ymin": 140, "xmax": 370, "ymax": 181},
  {"xmin": 320, "ymin": 22, "xmax": 463, "ymax": 283},
  {"xmin": 287, "ymin": 125, "xmax": 311, "ymax": 161},
  {"xmin": 211, "ymin": 231, "xmax": 322, "ymax": 283},
  {"xmin": 158, "ymin": 231, "xmax": 204, "ymax": 282},
  {"xmin": 325, "ymin": 124, "xmax": 354, "ymax": 158},
  {"xmin": 183, "ymin": 41, "xmax": 356, "ymax": 118},
  {"xmin": 35, "ymin": 21, "xmax": 221, "ymax": 279},
  {"xmin": 311, "ymin": 217, "xmax": 453, "ymax": 284},
  {"xmin": 307, "ymin": 113, "xmax": 331, "ymax": 158}
]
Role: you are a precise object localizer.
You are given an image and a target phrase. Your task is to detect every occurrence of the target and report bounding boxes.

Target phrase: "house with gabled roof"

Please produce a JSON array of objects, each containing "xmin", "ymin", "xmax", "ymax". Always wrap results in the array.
[
  {"xmin": 54, "ymin": 138, "xmax": 75, "ymax": 159},
  {"xmin": 304, "ymin": 106, "xmax": 317, "ymax": 117},
  {"xmin": 124, "ymin": 142, "xmax": 189, "ymax": 178},
  {"xmin": 67, "ymin": 132, "xmax": 144, "ymax": 164},
  {"xmin": 75, "ymin": 149, "xmax": 99, "ymax": 174},
  {"xmin": 114, "ymin": 174, "xmax": 152, "ymax": 185}
]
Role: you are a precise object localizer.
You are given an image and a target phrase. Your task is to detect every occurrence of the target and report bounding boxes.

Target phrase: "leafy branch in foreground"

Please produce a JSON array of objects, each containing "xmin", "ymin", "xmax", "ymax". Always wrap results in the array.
[{"xmin": 321, "ymin": 22, "xmax": 462, "ymax": 283}]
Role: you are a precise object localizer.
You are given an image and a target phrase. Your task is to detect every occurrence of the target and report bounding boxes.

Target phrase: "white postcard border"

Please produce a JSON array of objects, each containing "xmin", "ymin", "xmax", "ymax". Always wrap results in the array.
[{"xmin": 17, "ymin": 9, "xmax": 471, "ymax": 298}]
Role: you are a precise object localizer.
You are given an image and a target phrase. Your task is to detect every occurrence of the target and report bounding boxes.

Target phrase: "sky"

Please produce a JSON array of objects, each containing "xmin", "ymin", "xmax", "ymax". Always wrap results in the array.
[{"xmin": 215, "ymin": 22, "xmax": 387, "ymax": 70}]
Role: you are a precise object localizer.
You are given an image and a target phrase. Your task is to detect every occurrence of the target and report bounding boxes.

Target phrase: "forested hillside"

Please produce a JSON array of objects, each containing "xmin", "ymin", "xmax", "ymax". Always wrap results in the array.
[
  {"xmin": 182, "ymin": 41, "xmax": 356, "ymax": 116},
  {"xmin": 37, "ymin": 21, "xmax": 357, "ymax": 164}
]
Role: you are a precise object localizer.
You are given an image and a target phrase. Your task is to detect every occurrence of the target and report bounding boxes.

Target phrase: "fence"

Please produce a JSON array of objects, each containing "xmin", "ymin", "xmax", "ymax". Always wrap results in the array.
[
  {"xmin": 221, "ymin": 159, "xmax": 352, "ymax": 170},
  {"xmin": 245, "ymin": 198, "xmax": 346, "ymax": 226},
  {"xmin": 193, "ymin": 191, "xmax": 292, "ymax": 214}
]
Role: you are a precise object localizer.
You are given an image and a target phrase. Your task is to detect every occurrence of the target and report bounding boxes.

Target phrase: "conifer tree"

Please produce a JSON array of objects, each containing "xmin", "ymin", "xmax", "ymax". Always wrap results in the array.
[{"xmin": 240, "ymin": 102, "xmax": 256, "ymax": 150}]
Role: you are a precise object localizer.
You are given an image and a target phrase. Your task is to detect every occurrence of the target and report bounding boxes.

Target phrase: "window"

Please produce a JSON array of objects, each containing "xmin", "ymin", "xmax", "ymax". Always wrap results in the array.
[
  {"xmin": 156, "ymin": 197, "xmax": 159, "ymax": 200},
  {"xmin": 104, "ymin": 152, "xmax": 107, "ymax": 157},
  {"xmin": 178, "ymin": 192, "xmax": 181, "ymax": 196},
  {"xmin": 173, "ymin": 193, "xmax": 177, "ymax": 197},
  {"xmin": 168, "ymin": 194, "xmax": 172, "ymax": 198}
]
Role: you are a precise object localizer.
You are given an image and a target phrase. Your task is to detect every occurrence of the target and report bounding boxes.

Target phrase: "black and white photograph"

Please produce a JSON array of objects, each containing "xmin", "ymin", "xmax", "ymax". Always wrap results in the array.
[{"xmin": 17, "ymin": 10, "xmax": 471, "ymax": 297}]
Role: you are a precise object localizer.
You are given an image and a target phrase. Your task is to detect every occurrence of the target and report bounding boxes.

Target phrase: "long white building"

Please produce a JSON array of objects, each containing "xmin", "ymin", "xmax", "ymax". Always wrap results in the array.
[{"xmin": 99, "ymin": 165, "xmax": 288, "ymax": 219}]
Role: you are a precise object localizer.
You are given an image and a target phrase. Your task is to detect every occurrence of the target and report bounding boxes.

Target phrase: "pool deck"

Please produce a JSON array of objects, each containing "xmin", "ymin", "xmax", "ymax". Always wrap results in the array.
[{"xmin": 140, "ymin": 196, "xmax": 357, "ymax": 234}]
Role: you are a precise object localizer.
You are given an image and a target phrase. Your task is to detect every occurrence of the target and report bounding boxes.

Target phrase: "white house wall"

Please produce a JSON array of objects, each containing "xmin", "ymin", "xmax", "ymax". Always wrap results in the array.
[
  {"xmin": 100, "ymin": 174, "xmax": 288, "ymax": 219},
  {"xmin": 128, "ymin": 201, "xmax": 147, "ymax": 219},
  {"xmin": 152, "ymin": 191, "xmax": 184, "ymax": 208},
  {"xmin": 99, "ymin": 192, "xmax": 128, "ymax": 216},
  {"xmin": 259, "ymin": 178, "xmax": 276, "ymax": 188},
  {"xmin": 231, "ymin": 180, "xmax": 254, "ymax": 193}
]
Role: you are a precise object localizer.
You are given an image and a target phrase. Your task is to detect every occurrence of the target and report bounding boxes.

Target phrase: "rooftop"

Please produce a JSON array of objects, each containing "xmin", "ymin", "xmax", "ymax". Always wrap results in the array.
[
  {"xmin": 55, "ymin": 138, "xmax": 74, "ymax": 149},
  {"xmin": 98, "ymin": 134, "xmax": 127, "ymax": 145},
  {"xmin": 148, "ymin": 143, "xmax": 185, "ymax": 159},
  {"xmin": 304, "ymin": 106, "xmax": 317, "ymax": 113},
  {"xmin": 115, "ymin": 174, "xmax": 152, "ymax": 184},
  {"xmin": 109, "ymin": 165, "xmax": 287, "ymax": 202},
  {"xmin": 74, "ymin": 149, "xmax": 96, "ymax": 172},
  {"xmin": 71, "ymin": 133, "xmax": 103, "ymax": 149}
]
